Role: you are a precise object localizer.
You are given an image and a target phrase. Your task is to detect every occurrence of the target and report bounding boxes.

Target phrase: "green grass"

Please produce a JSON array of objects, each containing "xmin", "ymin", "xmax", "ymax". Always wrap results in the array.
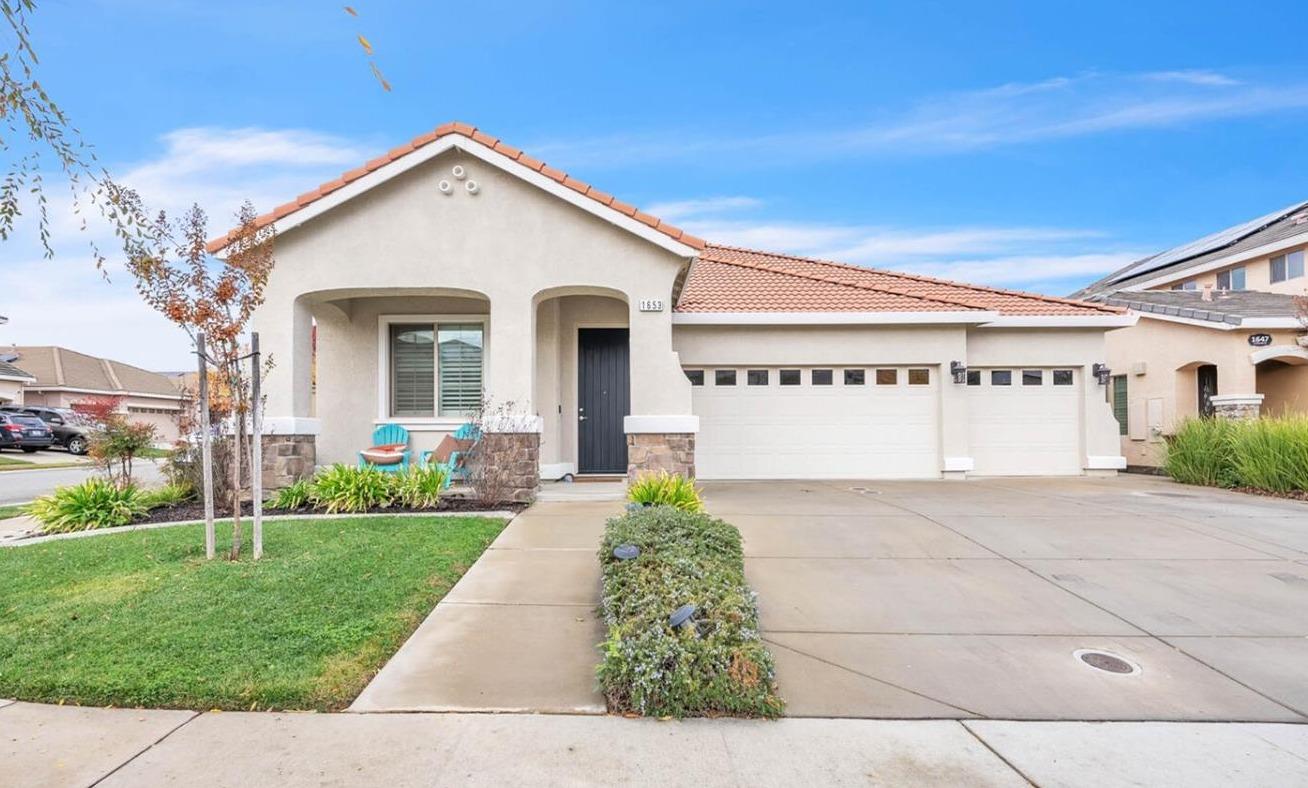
[
  {"xmin": 0, "ymin": 504, "xmax": 27, "ymax": 519},
  {"xmin": 0, "ymin": 515, "xmax": 506, "ymax": 710},
  {"xmin": 0, "ymin": 455, "xmax": 34, "ymax": 468}
]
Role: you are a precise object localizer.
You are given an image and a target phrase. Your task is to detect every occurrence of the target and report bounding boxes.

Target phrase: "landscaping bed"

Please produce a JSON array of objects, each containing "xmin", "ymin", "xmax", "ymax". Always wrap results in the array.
[
  {"xmin": 597, "ymin": 504, "xmax": 783, "ymax": 718},
  {"xmin": 137, "ymin": 496, "xmax": 524, "ymax": 525},
  {"xmin": 0, "ymin": 515, "xmax": 507, "ymax": 711},
  {"xmin": 1165, "ymin": 416, "xmax": 1308, "ymax": 498}
]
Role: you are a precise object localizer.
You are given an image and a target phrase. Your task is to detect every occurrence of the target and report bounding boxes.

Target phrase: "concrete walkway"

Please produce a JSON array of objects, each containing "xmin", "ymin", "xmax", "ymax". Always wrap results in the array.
[
  {"xmin": 349, "ymin": 500, "xmax": 620, "ymax": 713},
  {"xmin": 3, "ymin": 700, "xmax": 1307, "ymax": 787}
]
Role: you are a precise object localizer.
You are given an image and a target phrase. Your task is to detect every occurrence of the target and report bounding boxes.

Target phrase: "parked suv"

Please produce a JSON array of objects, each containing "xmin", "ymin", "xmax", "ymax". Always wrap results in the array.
[
  {"xmin": 0, "ymin": 406, "xmax": 91, "ymax": 454},
  {"xmin": 0, "ymin": 411, "xmax": 55, "ymax": 453}
]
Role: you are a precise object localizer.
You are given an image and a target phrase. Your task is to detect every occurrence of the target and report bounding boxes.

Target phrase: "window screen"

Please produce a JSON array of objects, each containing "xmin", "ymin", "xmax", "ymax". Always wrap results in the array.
[
  {"xmin": 437, "ymin": 324, "xmax": 483, "ymax": 416},
  {"xmin": 1112, "ymin": 375, "xmax": 1128, "ymax": 436},
  {"xmin": 390, "ymin": 325, "xmax": 435, "ymax": 417}
]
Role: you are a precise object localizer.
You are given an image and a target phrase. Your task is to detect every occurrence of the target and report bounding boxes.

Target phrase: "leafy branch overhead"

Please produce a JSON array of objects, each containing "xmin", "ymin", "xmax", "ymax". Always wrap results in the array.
[{"xmin": 0, "ymin": 0, "xmax": 143, "ymax": 265}]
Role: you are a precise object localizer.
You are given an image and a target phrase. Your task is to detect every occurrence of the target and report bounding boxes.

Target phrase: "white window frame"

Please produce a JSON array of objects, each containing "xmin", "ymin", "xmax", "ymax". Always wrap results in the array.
[
  {"xmin": 1216, "ymin": 266, "xmax": 1246, "ymax": 291},
  {"xmin": 1270, "ymin": 250, "xmax": 1305, "ymax": 283},
  {"xmin": 376, "ymin": 313, "xmax": 489, "ymax": 429}
]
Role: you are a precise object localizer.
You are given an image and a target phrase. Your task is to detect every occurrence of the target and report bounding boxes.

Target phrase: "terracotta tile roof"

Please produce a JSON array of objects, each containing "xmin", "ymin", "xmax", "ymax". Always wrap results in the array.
[
  {"xmin": 677, "ymin": 245, "xmax": 1125, "ymax": 316},
  {"xmin": 206, "ymin": 122, "xmax": 706, "ymax": 253}
]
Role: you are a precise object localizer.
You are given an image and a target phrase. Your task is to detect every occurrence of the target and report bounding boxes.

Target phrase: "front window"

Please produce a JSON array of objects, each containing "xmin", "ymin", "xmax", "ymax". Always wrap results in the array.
[
  {"xmin": 388, "ymin": 322, "xmax": 484, "ymax": 418},
  {"xmin": 1271, "ymin": 250, "xmax": 1305, "ymax": 283},
  {"xmin": 1170, "ymin": 280, "xmax": 1198, "ymax": 291},
  {"xmin": 1216, "ymin": 266, "xmax": 1246, "ymax": 291}
]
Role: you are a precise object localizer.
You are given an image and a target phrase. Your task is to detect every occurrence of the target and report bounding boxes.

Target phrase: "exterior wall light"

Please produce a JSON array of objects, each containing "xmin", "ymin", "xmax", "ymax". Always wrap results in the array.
[
  {"xmin": 950, "ymin": 361, "xmax": 967, "ymax": 384},
  {"xmin": 1093, "ymin": 363, "xmax": 1112, "ymax": 385}
]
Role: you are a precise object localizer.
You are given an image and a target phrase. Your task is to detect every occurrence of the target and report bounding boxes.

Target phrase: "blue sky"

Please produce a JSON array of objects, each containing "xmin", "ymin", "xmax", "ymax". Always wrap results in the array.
[{"xmin": 4, "ymin": 0, "xmax": 1308, "ymax": 369}]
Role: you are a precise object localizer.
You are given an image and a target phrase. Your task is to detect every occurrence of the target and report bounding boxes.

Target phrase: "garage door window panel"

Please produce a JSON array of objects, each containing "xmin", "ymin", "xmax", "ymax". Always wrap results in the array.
[
  {"xmin": 991, "ymin": 370, "xmax": 1012, "ymax": 386},
  {"xmin": 844, "ymin": 369, "xmax": 865, "ymax": 385},
  {"xmin": 1053, "ymin": 369, "xmax": 1074, "ymax": 386},
  {"xmin": 908, "ymin": 369, "xmax": 930, "ymax": 386},
  {"xmin": 1022, "ymin": 370, "xmax": 1043, "ymax": 386},
  {"xmin": 685, "ymin": 369, "xmax": 704, "ymax": 386},
  {"xmin": 715, "ymin": 370, "xmax": 736, "ymax": 386},
  {"xmin": 747, "ymin": 369, "xmax": 769, "ymax": 386},
  {"xmin": 812, "ymin": 369, "xmax": 833, "ymax": 386},
  {"xmin": 779, "ymin": 369, "xmax": 801, "ymax": 386},
  {"xmin": 875, "ymin": 369, "xmax": 898, "ymax": 385}
]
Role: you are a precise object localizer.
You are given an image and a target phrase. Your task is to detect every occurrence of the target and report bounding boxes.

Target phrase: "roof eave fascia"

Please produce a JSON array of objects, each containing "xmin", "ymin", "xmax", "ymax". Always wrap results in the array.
[
  {"xmin": 1114, "ymin": 230, "xmax": 1308, "ymax": 291},
  {"xmin": 1241, "ymin": 317, "xmax": 1303, "ymax": 329},
  {"xmin": 19, "ymin": 384, "xmax": 187, "ymax": 401},
  {"xmin": 1135, "ymin": 311, "xmax": 1237, "ymax": 330},
  {"xmin": 977, "ymin": 314, "xmax": 1137, "ymax": 328},
  {"xmin": 671, "ymin": 310, "xmax": 1000, "ymax": 326},
  {"xmin": 0, "ymin": 373, "xmax": 34, "ymax": 382},
  {"xmin": 220, "ymin": 134, "xmax": 700, "ymax": 260}
]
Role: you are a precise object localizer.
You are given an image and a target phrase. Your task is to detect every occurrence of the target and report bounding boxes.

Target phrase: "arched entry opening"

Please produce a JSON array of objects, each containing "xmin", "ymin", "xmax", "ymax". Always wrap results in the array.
[
  {"xmin": 1253, "ymin": 345, "xmax": 1308, "ymax": 416},
  {"xmin": 532, "ymin": 286, "xmax": 631, "ymax": 478},
  {"xmin": 1175, "ymin": 360, "xmax": 1219, "ymax": 419}
]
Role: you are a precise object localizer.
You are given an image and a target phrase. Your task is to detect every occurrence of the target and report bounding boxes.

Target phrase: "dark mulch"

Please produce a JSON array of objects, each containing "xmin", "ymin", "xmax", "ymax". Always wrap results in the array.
[
  {"xmin": 136, "ymin": 497, "xmax": 525, "ymax": 525},
  {"xmin": 1231, "ymin": 486, "xmax": 1308, "ymax": 503}
]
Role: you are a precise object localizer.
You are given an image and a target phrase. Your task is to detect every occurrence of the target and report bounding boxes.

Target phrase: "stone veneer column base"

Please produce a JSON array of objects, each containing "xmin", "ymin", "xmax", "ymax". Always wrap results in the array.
[
  {"xmin": 1210, "ymin": 394, "xmax": 1264, "ymax": 420},
  {"xmin": 626, "ymin": 433, "xmax": 696, "ymax": 482},
  {"xmin": 261, "ymin": 434, "xmax": 316, "ymax": 490},
  {"xmin": 475, "ymin": 432, "xmax": 541, "ymax": 504}
]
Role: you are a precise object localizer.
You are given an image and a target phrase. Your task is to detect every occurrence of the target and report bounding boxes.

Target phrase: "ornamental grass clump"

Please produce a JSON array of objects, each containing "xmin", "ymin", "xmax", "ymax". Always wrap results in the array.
[
  {"xmin": 597, "ymin": 505, "xmax": 783, "ymax": 718},
  {"xmin": 306, "ymin": 464, "xmax": 395, "ymax": 514},
  {"xmin": 29, "ymin": 478, "xmax": 150, "ymax": 533},
  {"xmin": 1165, "ymin": 416, "xmax": 1308, "ymax": 494},
  {"xmin": 626, "ymin": 471, "xmax": 704, "ymax": 512}
]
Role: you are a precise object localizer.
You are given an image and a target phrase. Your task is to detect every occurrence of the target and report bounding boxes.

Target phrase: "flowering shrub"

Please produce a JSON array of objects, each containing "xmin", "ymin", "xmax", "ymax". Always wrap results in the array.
[{"xmin": 597, "ymin": 506, "xmax": 782, "ymax": 718}]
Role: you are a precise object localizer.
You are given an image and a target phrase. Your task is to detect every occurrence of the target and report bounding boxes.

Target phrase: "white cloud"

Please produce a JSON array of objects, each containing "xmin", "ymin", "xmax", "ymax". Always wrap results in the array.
[
  {"xmin": 644, "ymin": 196, "xmax": 762, "ymax": 221},
  {"xmin": 664, "ymin": 197, "xmax": 1139, "ymax": 293},
  {"xmin": 531, "ymin": 69, "xmax": 1306, "ymax": 167},
  {"xmin": 1, "ymin": 127, "xmax": 366, "ymax": 371}
]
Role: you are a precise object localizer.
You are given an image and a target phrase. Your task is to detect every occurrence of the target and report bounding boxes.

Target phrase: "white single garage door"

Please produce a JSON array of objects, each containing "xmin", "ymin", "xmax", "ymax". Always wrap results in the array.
[
  {"xmin": 968, "ymin": 367, "xmax": 1082, "ymax": 476},
  {"xmin": 690, "ymin": 366, "xmax": 940, "ymax": 479}
]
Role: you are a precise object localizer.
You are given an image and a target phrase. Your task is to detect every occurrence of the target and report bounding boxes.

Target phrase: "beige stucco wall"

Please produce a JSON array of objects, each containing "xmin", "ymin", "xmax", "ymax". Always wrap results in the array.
[
  {"xmin": 1147, "ymin": 242, "xmax": 1308, "ymax": 296},
  {"xmin": 1257, "ymin": 361, "xmax": 1308, "ymax": 415},
  {"xmin": 1104, "ymin": 317, "xmax": 1306, "ymax": 466},
  {"xmin": 0, "ymin": 379, "xmax": 22, "ymax": 405},
  {"xmin": 253, "ymin": 147, "xmax": 694, "ymax": 466}
]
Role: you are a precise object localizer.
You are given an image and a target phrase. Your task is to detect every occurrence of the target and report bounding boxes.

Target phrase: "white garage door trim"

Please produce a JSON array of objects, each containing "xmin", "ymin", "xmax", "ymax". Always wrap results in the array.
[
  {"xmin": 967, "ymin": 366, "xmax": 1083, "ymax": 476},
  {"xmin": 689, "ymin": 365, "xmax": 941, "ymax": 480}
]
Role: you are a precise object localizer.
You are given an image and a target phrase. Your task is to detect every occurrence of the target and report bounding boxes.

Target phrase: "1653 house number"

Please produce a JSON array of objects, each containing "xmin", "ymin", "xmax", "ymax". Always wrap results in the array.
[{"xmin": 638, "ymin": 299, "xmax": 664, "ymax": 312}]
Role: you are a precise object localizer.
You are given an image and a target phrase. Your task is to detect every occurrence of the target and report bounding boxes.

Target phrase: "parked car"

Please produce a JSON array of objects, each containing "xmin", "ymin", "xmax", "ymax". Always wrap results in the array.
[
  {"xmin": 0, "ymin": 411, "xmax": 55, "ymax": 453},
  {"xmin": 1, "ymin": 405, "xmax": 92, "ymax": 455}
]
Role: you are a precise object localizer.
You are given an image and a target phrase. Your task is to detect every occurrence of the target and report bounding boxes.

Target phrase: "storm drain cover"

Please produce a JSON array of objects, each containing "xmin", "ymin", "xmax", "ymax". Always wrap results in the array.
[{"xmin": 1075, "ymin": 649, "xmax": 1139, "ymax": 675}]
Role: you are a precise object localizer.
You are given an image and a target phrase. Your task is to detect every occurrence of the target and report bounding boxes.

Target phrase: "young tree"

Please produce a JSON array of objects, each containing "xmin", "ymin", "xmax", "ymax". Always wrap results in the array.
[
  {"xmin": 70, "ymin": 395, "xmax": 156, "ymax": 488},
  {"xmin": 124, "ymin": 198, "xmax": 274, "ymax": 559}
]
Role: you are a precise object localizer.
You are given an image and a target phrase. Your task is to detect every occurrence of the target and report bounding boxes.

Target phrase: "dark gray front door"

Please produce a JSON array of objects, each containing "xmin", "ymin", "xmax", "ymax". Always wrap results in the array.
[
  {"xmin": 578, "ymin": 328, "xmax": 629, "ymax": 474},
  {"xmin": 1198, "ymin": 364, "xmax": 1218, "ymax": 417}
]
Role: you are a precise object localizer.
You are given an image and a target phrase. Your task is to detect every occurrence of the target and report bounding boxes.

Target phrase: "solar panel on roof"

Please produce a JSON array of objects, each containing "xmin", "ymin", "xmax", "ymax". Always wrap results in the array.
[{"xmin": 1108, "ymin": 201, "xmax": 1308, "ymax": 284}]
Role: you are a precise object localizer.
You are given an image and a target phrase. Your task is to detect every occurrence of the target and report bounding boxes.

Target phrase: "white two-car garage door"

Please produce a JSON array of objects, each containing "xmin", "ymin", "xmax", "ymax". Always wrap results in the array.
[
  {"xmin": 690, "ymin": 366, "xmax": 940, "ymax": 479},
  {"xmin": 967, "ymin": 367, "xmax": 1082, "ymax": 476}
]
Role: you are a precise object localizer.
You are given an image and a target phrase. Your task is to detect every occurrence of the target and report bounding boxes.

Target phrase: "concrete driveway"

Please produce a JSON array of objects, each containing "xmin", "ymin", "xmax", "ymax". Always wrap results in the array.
[{"xmin": 700, "ymin": 475, "xmax": 1308, "ymax": 722}]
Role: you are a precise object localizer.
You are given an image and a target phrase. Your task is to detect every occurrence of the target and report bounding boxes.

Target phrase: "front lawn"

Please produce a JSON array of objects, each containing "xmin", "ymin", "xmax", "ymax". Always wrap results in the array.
[
  {"xmin": 0, "ymin": 504, "xmax": 27, "ymax": 519},
  {"xmin": 0, "ymin": 515, "xmax": 505, "ymax": 710}
]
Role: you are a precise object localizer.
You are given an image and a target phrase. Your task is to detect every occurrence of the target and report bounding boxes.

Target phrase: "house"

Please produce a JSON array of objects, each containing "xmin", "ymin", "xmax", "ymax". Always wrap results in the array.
[
  {"xmin": 1073, "ymin": 203, "xmax": 1308, "ymax": 468},
  {"xmin": 0, "ymin": 317, "xmax": 36, "ymax": 405},
  {"xmin": 3, "ymin": 346, "xmax": 188, "ymax": 445},
  {"xmin": 213, "ymin": 122, "xmax": 1133, "ymax": 498}
]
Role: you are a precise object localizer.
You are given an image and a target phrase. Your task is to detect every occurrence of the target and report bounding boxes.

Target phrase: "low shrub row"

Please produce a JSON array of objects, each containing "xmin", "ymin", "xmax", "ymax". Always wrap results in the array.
[
  {"xmin": 30, "ymin": 479, "xmax": 193, "ymax": 533},
  {"xmin": 597, "ymin": 505, "xmax": 783, "ymax": 718},
  {"xmin": 267, "ymin": 464, "xmax": 450, "ymax": 513},
  {"xmin": 1165, "ymin": 416, "xmax": 1308, "ymax": 494}
]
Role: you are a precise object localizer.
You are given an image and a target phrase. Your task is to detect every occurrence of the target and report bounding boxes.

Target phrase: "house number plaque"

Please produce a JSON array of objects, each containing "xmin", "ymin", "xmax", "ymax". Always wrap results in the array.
[
  {"xmin": 638, "ymin": 299, "xmax": 664, "ymax": 312},
  {"xmin": 1247, "ymin": 333, "xmax": 1273, "ymax": 347}
]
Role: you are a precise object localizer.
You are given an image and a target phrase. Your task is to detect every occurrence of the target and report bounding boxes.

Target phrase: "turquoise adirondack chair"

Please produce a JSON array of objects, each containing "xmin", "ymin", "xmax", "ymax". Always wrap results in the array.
[
  {"xmin": 358, "ymin": 423, "xmax": 411, "ymax": 472},
  {"xmin": 420, "ymin": 423, "xmax": 480, "ymax": 483}
]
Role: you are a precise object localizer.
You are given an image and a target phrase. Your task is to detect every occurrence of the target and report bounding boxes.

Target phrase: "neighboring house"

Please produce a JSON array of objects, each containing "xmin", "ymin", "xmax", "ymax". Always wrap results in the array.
[
  {"xmin": 1074, "ymin": 202, "xmax": 1308, "ymax": 468},
  {"xmin": 3, "ymin": 346, "xmax": 187, "ymax": 445},
  {"xmin": 212, "ymin": 122, "xmax": 1132, "ymax": 497},
  {"xmin": 0, "ymin": 316, "xmax": 36, "ymax": 405}
]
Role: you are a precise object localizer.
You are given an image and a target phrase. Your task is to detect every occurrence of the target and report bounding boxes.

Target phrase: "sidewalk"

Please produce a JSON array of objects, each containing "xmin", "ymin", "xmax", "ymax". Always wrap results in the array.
[{"xmin": 3, "ymin": 700, "xmax": 1306, "ymax": 787}]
